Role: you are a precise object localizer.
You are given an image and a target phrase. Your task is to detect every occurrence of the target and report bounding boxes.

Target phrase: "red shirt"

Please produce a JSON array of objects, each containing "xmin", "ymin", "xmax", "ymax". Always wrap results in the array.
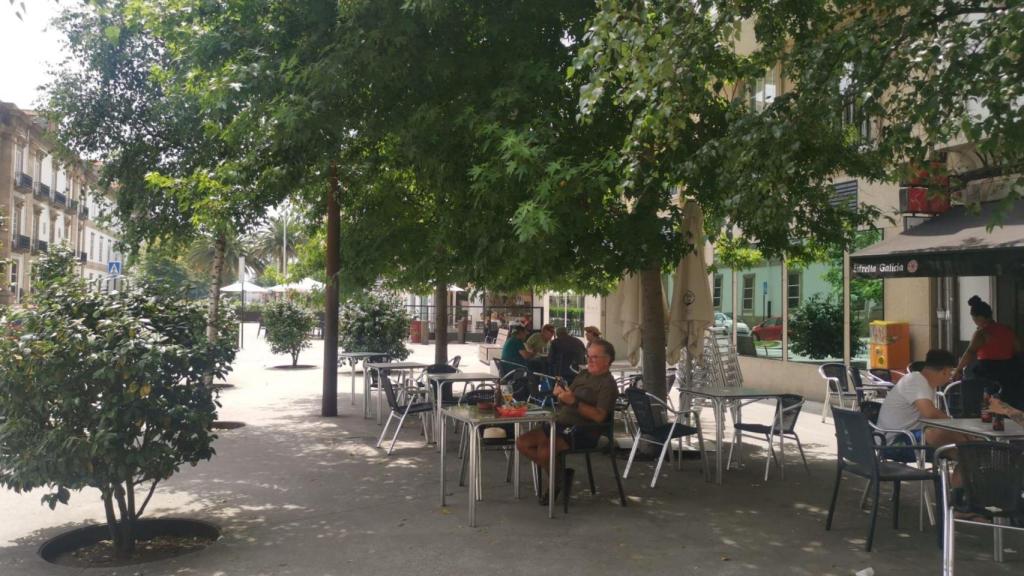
[{"xmin": 977, "ymin": 322, "xmax": 1015, "ymax": 360}]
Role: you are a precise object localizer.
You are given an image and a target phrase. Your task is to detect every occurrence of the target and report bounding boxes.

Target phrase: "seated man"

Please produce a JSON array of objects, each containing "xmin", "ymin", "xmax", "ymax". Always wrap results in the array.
[
  {"xmin": 547, "ymin": 326, "xmax": 587, "ymax": 381},
  {"xmin": 877, "ymin": 349, "xmax": 971, "ymax": 448},
  {"xmin": 500, "ymin": 325, "xmax": 534, "ymax": 371},
  {"xmin": 516, "ymin": 339, "xmax": 619, "ymax": 504},
  {"xmin": 523, "ymin": 324, "xmax": 555, "ymax": 371}
]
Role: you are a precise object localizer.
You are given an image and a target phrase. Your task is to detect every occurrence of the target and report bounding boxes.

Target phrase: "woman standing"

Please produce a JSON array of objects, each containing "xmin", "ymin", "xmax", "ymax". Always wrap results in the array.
[{"xmin": 954, "ymin": 295, "xmax": 1021, "ymax": 406}]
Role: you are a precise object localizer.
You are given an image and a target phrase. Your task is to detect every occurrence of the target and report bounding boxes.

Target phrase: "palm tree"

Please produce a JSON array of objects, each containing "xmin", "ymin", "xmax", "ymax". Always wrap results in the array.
[
  {"xmin": 251, "ymin": 214, "xmax": 305, "ymax": 275},
  {"xmin": 185, "ymin": 233, "xmax": 265, "ymax": 282}
]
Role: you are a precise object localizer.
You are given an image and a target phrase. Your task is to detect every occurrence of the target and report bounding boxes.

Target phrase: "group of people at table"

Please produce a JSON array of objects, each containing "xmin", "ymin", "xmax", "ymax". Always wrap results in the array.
[
  {"xmin": 483, "ymin": 294, "xmax": 1024, "ymax": 505},
  {"xmin": 500, "ymin": 323, "xmax": 614, "ymax": 503},
  {"xmin": 876, "ymin": 295, "xmax": 1023, "ymax": 450}
]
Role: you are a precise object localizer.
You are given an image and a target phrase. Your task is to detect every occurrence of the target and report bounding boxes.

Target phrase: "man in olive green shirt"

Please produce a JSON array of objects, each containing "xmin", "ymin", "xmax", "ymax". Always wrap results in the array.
[{"xmin": 516, "ymin": 338, "xmax": 618, "ymax": 502}]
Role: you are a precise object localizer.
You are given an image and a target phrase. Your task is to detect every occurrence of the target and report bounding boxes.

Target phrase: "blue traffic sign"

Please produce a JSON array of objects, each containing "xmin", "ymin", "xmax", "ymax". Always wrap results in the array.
[{"xmin": 108, "ymin": 261, "xmax": 122, "ymax": 276}]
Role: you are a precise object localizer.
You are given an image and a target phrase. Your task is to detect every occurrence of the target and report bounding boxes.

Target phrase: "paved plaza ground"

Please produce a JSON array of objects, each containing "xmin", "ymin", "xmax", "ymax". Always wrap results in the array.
[{"xmin": 1, "ymin": 324, "xmax": 1020, "ymax": 575}]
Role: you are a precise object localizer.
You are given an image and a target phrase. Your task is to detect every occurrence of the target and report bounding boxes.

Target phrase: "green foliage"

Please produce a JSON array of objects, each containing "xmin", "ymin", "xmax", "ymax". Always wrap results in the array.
[
  {"xmin": 0, "ymin": 245, "xmax": 236, "ymax": 558},
  {"xmin": 339, "ymin": 292, "xmax": 411, "ymax": 361},
  {"xmin": 788, "ymin": 295, "xmax": 864, "ymax": 360},
  {"xmin": 262, "ymin": 299, "xmax": 315, "ymax": 366},
  {"xmin": 129, "ymin": 243, "xmax": 208, "ymax": 300}
]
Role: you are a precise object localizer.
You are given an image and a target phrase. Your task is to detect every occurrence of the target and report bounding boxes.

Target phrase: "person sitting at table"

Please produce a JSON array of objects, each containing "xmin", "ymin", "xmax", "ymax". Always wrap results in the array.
[
  {"xmin": 500, "ymin": 325, "xmax": 534, "ymax": 371},
  {"xmin": 583, "ymin": 325, "xmax": 601, "ymax": 346},
  {"xmin": 525, "ymin": 324, "xmax": 555, "ymax": 356},
  {"xmin": 877, "ymin": 349, "xmax": 971, "ymax": 448},
  {"xmin": 547, "ymin": 326, "xmax": 587, "ymax": 381},
  {"xmin": 515, "ymin": 338, "xmax": 619, "ymax": 505}
]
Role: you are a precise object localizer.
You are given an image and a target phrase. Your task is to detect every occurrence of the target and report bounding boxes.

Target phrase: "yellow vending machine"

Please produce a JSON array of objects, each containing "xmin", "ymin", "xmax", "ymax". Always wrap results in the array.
[{"xmin": 869, "ymin": 321, "xmax": 911, "ymax": 371}]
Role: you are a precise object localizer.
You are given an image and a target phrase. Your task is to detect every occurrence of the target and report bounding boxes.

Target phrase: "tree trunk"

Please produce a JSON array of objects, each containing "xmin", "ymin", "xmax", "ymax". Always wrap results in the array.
[
  {"xmin": 640, "ymin": 267, "xmax": 667, "ymax": 400},
  {"xmin": 322, "ymin": 166, "xmax": 340, "ymax": 416},
  {"xmin": 203, "ymin": 234, "xmax": 227, "ymax": 386},
  {"xmin": 434, "ymin": 279, "xmax": 448, "ymax": 365}
]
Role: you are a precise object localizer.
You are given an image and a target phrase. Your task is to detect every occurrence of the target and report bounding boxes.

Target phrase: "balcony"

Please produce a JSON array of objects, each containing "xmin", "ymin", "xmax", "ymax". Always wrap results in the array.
[
  {"xmin": 53, "ymin": 191, "xmax": 68, "ymax": 208},
  {"xmin": 68, "ymin": 199, "xmax": 79, "ymax": 212},
  {"xmin": 14, "ymin": 172, "xmax": 32, "ymax": 191},
  {"xmin": 34, "ymin": 182, "xmax": 51, "ymax": 202},
  {"xmin": 79, "ymin": 206, "xmax": 90, "ymax": 220},
  {"xmin": 79, "ymin": 251, "xmax": 87, "ymax": 263},
  {"xmin": 33, "ymin": 239, "xmax": 48, "ymax": 254},
  {"xmin": 11, "ymin": 234, "xmax": 31, "ymax": 253}
]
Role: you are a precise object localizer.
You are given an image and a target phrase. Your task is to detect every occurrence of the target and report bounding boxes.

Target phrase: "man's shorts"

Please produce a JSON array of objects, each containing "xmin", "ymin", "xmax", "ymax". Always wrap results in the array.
[{"xmin": 544, "ymin": 422, "xmax": 600, "ymax": 450}]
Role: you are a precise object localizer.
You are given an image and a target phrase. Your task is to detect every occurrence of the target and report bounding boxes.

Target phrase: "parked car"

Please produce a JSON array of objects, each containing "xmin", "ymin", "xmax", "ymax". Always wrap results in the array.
[
  {"xmin": 752, "ymin": 317, "xmax": 783, "ymax": 341},
  {"xmin": 714, "ymin": 312, "xmax": 751, "ymax": 336}
]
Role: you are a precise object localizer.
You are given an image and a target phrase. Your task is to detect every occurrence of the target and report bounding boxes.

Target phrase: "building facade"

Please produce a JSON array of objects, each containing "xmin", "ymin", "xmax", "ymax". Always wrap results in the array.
[{"xmin": 1, "ymin": 101, "xmax": 123, "ymax": 305}]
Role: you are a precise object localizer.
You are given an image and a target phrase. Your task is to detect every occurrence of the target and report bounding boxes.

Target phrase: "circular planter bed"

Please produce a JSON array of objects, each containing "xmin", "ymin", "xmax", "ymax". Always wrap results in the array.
[
  {"xmin": 268, "ymin": 364, "xmax": 318, "ymax": 370},
  {"xmin": 39, "ymin": 518, "xmax": 220, "ymax": 568},
  {"xmin": 211, "ymin": 420, "xmax": 247, "ymax": 430}
]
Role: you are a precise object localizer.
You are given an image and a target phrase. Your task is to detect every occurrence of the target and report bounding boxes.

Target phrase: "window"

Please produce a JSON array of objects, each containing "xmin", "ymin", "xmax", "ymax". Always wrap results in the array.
[
  {"xmin": 787, "ymin": 271, "xmax": 802, "ymax": 309},
  {"xmin": 840, "ymin": 65, "xmax": 873, "ymax": 143},
  {"xmin": 742, "ymin": 274, "xmax": 755, "ymax": 313},
  {"xmin": 15, "ymin": 145, "xmax": 24, "ymax": 173},
  {"xmin": 12, "ymin": 205, "xmax": 21, "ymax": 236},
  {"xmin": 35, "ymin": 155, "xmax": 43, "ymax": 180},
  {"xmin": 713, "ymin": 274, "xmax": 723, "ymax": 308},
  {"xmin": 10, "ymin": 261, "xmax": 18, "ymax": 293},
  {"xmin": 107, "ymin": 240, "xmax": 113, "ymax": 263},
  {"xmin": 90, "ymin": 232, "xmax": 95, "ymax": 260},
  {"xmin": 747, "ymin": 67, "xmax": 777, "ymax": 112}
]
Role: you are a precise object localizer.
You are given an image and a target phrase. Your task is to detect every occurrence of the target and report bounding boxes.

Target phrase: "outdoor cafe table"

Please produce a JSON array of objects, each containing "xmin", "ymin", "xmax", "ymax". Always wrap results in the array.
[
  {"xmin": 440, "ymin": 405, "xmax": 556, "ymax": 527},
  {"xmin": 337, "ymin": 352, "xmax": 387, "ymax": 410},
  {"xmin": 920, "ymin": 417, "xmax": 1024, "ymax": 442},
  {"xmin": 365, "ymin": 361, "xmax": 428, "ymax": 424},
  {"xmin": 427, "ymin": 372, "xmax": 500, "ymax": 447},
  {"xmin": 677, "ymin": 386, "xmax": 784, "ymax": 484}
]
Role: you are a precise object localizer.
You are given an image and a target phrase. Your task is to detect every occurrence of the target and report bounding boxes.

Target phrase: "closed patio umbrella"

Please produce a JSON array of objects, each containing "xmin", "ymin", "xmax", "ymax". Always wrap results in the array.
[
  {"xmin": 667, "ymin": 201, "xmax": 714, "ymax": 365},
  {"xmin": 618, "ymin": 273, "xmax": 643, "ymax": 366}
]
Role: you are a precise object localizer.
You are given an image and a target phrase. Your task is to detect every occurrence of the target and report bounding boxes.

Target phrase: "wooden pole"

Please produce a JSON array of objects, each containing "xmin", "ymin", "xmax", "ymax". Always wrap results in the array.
[
  {"xmin": 434, "ymin": 279, "xmax": 448, "ymax": 365},
  {"xmin": 323, "ymin": 165, "xmax": 340, "ymax": 417}
]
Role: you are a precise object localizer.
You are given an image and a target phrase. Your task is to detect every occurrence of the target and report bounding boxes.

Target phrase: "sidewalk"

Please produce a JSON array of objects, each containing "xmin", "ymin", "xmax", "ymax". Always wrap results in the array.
[{"xmin": 1, "ymin": 324, "xmax": 1019, "ymax": 575}]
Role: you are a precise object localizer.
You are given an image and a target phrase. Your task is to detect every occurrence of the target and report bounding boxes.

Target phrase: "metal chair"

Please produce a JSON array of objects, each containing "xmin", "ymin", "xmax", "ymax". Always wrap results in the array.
[
  {"xmin": 376, "ymin": 373, "xmax": 434, "ymax": 455},
  {"xmin": 937, "ymin": 442, "xmax": 1024, "ymax": 575},
  {"xmin": 938, "ymin": 377, "xmax": 998, "ymax": 418},
  {"xmin": 727, "ymin": 394, "xmax": 809, "ymax": 481},
  {"xmin": 558, "ymin": 411, "xmax": 628, "ymax": 512},
  {"xmin": 819, "ymin": 363, "xmax": 860, "ymax": 422},
  {"xmin": 825, "ymin": 407, "xmax": 937, "ymax": 551},
  {"xmin": 623, "ymin": 387, "xmax": 708, "ymax": 487}
]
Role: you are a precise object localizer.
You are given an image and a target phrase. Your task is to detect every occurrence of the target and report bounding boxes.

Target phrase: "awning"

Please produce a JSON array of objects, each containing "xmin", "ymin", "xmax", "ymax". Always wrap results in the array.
[{"xmin": 850, "ymin": 201, "xmax": 1024, "ymax": 278}]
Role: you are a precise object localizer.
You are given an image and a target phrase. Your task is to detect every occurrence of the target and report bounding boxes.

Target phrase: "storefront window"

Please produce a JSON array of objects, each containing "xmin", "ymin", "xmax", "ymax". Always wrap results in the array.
[{"xmin": 548, "ymin": 292, "xmax": 584, "ymax": 336}]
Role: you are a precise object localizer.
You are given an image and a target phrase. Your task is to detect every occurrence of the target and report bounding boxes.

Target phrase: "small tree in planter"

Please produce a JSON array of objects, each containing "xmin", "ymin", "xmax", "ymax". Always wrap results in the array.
[
  {"xmin": 0, "ymin": 246, "xmax": 236, "ymax": 559},
  {"xmin": 339, "ymin": 291, "xmax": 411, "ymax": 360},
  {"xmin": 262, "ymin": 299, "xmax": 315, "ymax": 366}
]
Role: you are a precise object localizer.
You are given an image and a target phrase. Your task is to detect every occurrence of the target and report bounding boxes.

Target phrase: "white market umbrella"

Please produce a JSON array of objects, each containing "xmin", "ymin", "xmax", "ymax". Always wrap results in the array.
[
  {"xmin": 275, "ymin": 278, "xmax": 324, "ymax": 293},
  {"xmin": 268, "ymin": 284, "xmax": 289, "ymax": 293},
  {"xmin": 618, "ymin": 273, "xmax": 643, "ymax": 366},
  {"xmin": 667, "ymin": 201, "xmax": 715, "ymax": 365},
  {"xmin": 220, "ymin": 281, "xmax": 268, "ymax": 294},
  {"xmin": 448, "ymin": 285, "xmax": 465, "ymax": 292}
]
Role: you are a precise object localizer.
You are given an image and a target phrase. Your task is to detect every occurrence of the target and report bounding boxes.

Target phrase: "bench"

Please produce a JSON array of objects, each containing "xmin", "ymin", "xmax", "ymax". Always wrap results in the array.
[{"xmin": 478, "ymin": 328, "xmax": 509, "ymax": 370}]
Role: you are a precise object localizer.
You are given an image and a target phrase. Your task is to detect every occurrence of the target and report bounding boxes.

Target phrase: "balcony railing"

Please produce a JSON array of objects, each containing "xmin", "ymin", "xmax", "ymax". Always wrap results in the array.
[
  {"xmin": 14, "ymin": 172, "xmax": 33, "ymax": 191},
  {"xmin": 12, "ymin": 234, "xmax": 31, "ymax": 253},
  {"xmin": 53, "ymin": 191, "xmax": 67, "ymax": 208},
  {"xmin": 79, "ymin": 251, "xmax": 88, "ymax": 263},
  {"xmin": 69, "ymin": 199, "xmax": 80, "ymax": 212},
  {"xmin": 34, "ymin": 182, "xmax": 50, "ymax": 201},
  {"xmin": 79, "ymin": 206, "xmax": 90, "ymax": 220},
  {"xmin": 33, "ymin": 239, "xmax": 48, "ymax": 254}
]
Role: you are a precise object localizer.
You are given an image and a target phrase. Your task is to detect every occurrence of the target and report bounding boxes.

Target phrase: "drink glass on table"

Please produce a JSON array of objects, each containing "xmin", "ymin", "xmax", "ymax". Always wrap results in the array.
[
  {"xmin": 981, "ymin": 390, "xmax": 993, "ymax": 423},
  {"xmin": 993, "ymin": 414, "xmax": 1005, "ymax": 431}
]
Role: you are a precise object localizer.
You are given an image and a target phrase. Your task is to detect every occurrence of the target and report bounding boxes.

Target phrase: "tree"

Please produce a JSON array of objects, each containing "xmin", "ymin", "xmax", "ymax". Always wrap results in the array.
[
  {"xmin": 262, "ymin": 299, "xmax": 315, "ymax": 367},
  {"xmin": 0, "ymin": 246, "xmax": 236, "ymax": 558},
  {"xmin": 339, "ymin": 292, "xmax": 412, "ymax": 362},
  {"xmin": 251, "ymin": 213, "xmax": 305, "ymax": 275}
]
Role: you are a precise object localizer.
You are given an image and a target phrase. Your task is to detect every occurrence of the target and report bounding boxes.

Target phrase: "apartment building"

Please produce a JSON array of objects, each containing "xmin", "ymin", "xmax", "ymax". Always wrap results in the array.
[{"xmin": 0, "ymin": 101, "xmax": 124, "ymax": 306}]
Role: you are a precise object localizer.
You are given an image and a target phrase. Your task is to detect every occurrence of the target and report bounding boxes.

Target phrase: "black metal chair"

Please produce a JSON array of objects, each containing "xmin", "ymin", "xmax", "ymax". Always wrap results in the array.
[
  {"xmin": 937, "ymin": 442, "xmax": 1024, "ymax": 574},
  {"xmin": 939, "ymin": 377, "xmax": 999, "ymax": 418},
  {"xmin": 819, "ymin": 363, "xmax": 860, "ymax": 422},
  {"xmin": 423, "ymin": 363, "xmax": 460, "ymax": 408},
  {"xmin": 376, "ymin": 373, "xmax": 434, "ymax": 455},
  {"xmin": 557, "ymin": 411, "xmax": 627, "ymax": 513},
  {"xmin": 826, "ymin": 407, "xmax": 937, "ymax": 551},
  {"xmin": 727, "ymin": 394, "xmax": 809, "ymax": 481},
  {"xmin": 623, "ymin": 387, "xmax": 707, "ymax": 487}
]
